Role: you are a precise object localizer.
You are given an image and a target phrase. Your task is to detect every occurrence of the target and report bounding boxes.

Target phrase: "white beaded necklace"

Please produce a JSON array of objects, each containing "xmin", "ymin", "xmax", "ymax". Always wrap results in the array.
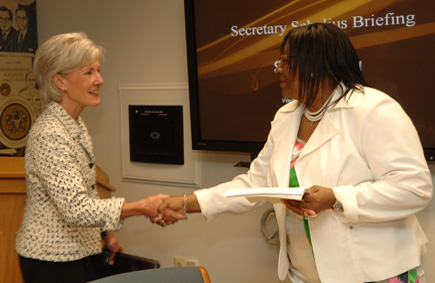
[{"xmin": 304, "ymin": 92, "xmax": 334, "ymax": 126}]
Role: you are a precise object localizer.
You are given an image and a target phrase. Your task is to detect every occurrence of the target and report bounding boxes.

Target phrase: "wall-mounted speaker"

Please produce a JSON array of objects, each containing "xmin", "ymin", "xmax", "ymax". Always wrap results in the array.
[{"xmin": 129, "ymin": 105, "xmax": 184, "ymax": 165}]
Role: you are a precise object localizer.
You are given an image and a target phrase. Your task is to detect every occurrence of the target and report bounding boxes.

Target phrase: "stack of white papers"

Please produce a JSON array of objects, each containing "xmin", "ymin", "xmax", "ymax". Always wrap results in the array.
[{"xmin": 224, "ymin": 187, "xmax": 310, "ymax": 203}]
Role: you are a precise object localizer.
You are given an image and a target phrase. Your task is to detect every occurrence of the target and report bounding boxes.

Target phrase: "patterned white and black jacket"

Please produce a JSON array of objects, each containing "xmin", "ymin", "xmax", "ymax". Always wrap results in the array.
[{"xmin": 16, "ymin": 102, "xmax": 124, "ymax": 262}]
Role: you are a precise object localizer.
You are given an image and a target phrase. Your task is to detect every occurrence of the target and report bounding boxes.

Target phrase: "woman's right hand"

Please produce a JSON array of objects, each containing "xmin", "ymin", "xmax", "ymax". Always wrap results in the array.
[
  {"xmin": 120, "ymin": 193, "xmax": 169, "ymax": 220},
  {"xmin": 152, "ymin": 195, "xmax": 192, "ymax": 226}
]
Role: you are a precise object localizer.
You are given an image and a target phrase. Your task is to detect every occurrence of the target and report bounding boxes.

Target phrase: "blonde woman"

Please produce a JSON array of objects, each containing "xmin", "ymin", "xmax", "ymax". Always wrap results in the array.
[{"xmin": 16, "ymin": 32, "xmax": 167, "ymax": 283}]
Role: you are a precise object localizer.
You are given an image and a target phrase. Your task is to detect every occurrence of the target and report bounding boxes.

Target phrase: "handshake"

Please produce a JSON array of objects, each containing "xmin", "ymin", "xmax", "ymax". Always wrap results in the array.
[{"xmin": 121, "ymin": 193, "xmax": 196, "ymax": 227}]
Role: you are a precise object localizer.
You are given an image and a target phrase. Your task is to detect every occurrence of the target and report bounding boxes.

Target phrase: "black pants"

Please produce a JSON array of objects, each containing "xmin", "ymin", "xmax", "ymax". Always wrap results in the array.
[{"xmin": 19, "ymin": 254, "xmax": 102, "ymax": 283}]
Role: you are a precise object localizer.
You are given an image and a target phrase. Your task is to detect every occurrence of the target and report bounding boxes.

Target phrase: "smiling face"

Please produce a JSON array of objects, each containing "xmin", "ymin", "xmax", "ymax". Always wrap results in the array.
[{"xmin": 54, "ymin": 60, "xmax": 104, "ymax": 119}]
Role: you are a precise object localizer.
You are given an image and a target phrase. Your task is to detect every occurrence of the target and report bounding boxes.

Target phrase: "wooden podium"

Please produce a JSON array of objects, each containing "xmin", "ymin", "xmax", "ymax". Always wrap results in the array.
[{"xmin": 0, "ymin": 157, "xmax": 116, "ymax": 283}]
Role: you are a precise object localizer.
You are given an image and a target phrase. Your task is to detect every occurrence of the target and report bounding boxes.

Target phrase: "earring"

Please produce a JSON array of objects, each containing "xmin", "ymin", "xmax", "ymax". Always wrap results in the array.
[{"xmin": 63, "ymin": 89, "xmax": 67, "ymax": 93}]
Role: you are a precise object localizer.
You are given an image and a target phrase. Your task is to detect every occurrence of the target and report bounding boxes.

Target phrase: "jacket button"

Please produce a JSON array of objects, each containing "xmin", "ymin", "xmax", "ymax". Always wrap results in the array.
[{"xmin": 349, "ymin": 225, "xmax": 354, "ymax": 229}]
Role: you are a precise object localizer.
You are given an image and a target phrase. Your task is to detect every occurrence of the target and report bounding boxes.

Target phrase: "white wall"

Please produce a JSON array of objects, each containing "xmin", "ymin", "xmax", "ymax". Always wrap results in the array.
[{"xmin": 36, "ymin": 1, "xmax": 434, "ymax": 282}]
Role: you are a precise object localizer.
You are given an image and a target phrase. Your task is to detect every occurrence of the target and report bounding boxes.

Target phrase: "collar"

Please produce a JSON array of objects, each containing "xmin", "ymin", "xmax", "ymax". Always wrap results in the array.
[
  {"xmin": 277, "ymin": 82, "xmax": 357, "ymax": 114},
  {"xmin": 44, "ymin": 102, "xmax": 95, "ymax": 162},
  {"xmin": 45, "ymin": 102, "xmax": 84, "ymax": 140},
  {"xmin": 20, "ymin": 28, "xmax": 28, "ymax": 36}
]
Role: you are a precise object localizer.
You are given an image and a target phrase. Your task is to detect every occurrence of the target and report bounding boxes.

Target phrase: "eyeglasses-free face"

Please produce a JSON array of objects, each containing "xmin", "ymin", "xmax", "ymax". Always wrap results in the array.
[{"xmin": 16, "ymin": 10, "xmax": 29, "ymax": 30}]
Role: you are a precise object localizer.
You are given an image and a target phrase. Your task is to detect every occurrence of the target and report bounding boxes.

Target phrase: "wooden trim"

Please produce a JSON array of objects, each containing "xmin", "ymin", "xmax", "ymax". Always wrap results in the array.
[
  {"xmin": 0, "ymin": 179, "xmax": 26, "ymax": 193},
  {"xmin": 0, "ymin": 157, "xmax": 116, "ymax": 195},
  {"xmin": 95, "ymin": 165, "xmax": 116, "ymax": 193},
  {"xmin": 198, "ymin": 266, "xmax": 211, "ymax": 283},
  {"xmin": 0, "ymin": 157, "xmax": 25, "ymax": 178}
]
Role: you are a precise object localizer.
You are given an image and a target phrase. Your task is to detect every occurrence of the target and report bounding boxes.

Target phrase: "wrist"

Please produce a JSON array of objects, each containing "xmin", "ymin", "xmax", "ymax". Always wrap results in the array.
[
  {"xmin": 185, "ymin": 193, "xmax": 200, "ymax": 213},
  {"xmin": 120, "ymin": 201, "xmax": 142, "ymax": 220},
  {"xmin": 183, "ymin": 193, "xmax": 187, "ymax": 215}
]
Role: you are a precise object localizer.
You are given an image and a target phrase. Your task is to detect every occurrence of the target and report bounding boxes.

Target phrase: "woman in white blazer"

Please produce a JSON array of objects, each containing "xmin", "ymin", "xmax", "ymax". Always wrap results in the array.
[
  {"xmin": 15, "ymin": 32, "xmax": 168, "ymax": 283},
  {"xmin": 157, "ymin": 23, "xmax": 432, "ymax": 283}
]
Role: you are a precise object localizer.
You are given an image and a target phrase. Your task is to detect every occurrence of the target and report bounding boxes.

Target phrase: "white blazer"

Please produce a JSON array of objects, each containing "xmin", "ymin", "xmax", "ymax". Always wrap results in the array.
[{"xmin": 195, "ymin": 86, "xmax": 432, "ymax": 282}]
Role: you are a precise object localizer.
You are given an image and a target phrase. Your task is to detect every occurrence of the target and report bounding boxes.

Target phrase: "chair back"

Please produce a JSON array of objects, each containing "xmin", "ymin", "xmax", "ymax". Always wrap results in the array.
[
  {"xmin": 89, "ymin": 266, "xmax": 211, "ymax": 283},
  {"xmin": 93, "ymin": 249, "xmax": 160, "ymax": 278}
]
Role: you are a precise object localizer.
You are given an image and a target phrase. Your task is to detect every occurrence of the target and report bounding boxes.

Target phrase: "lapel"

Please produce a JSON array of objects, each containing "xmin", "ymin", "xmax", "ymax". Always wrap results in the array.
[
  {"xmin": 49, "ymin": 102, "xmax": 95, "ymax": 164},
  {"xmin": 298, "ymin": 84, "xmax": 355, "ymax": 161},
  {"xmin": 77, "ymin": 117, "xmax": 95, "ymax": 164},
  {"xmin": 299, "ymin": 112, "xmax": 339, "ymax": 159},
  {"xmin": 271, "ymin": 102, "xmax": 303, "ymax": 188}
]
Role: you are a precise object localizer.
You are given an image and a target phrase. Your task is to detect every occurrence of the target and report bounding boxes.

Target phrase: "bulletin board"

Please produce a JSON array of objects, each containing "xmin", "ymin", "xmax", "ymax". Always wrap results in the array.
[{"xmin": 0, "ymin": 0, "xmax": 39, "ymax": 156}]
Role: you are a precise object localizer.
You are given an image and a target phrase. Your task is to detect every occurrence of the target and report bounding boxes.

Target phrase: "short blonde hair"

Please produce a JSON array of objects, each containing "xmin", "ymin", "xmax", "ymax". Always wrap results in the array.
[{"xmin": 33, "ymin": 32, "xmax": 105, "ymax": 108}]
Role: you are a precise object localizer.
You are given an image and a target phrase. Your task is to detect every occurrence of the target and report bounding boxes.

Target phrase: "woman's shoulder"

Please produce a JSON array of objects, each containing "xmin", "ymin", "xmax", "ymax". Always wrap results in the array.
[
  {"xmin": 32, "ymin": 110, "xmax": 63, "ymax": 130},
  {"xmin": 341, "ymin": 85, "xmax": 401, "ymax": 112},
  {"xmin": 336, "ymin": 86, "xmax": 411, "ymax": 128},
  {"xmin": 28, "ymin": 111, "xmax": 69, "ymax": 145}
]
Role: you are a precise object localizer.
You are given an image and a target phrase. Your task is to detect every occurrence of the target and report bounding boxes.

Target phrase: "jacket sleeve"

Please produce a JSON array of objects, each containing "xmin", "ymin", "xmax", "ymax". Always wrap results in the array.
[
  {"xmin": 334, "ymin": 95, "xmax": 432, "ymax": 223},
  {"xmin": 195, "ymin": 122, "xmax": 278, "ymax": 223}
]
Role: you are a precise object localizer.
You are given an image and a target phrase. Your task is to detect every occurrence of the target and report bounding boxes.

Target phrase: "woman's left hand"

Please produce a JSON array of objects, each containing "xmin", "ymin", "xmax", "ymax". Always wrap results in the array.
[
  {"xmin": 103, "ymin": 232, "xmax": 124, "ymax": 265},
  {"xmin": 282, "ymin": 185, "xmax": 336, "ymax": 216}
]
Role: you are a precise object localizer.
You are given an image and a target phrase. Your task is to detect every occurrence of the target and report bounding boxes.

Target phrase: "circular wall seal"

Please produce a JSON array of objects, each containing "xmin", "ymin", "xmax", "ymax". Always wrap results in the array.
[{"xmin": 0, "ymin": 96, "xmax": 37, "ymax": 148}]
